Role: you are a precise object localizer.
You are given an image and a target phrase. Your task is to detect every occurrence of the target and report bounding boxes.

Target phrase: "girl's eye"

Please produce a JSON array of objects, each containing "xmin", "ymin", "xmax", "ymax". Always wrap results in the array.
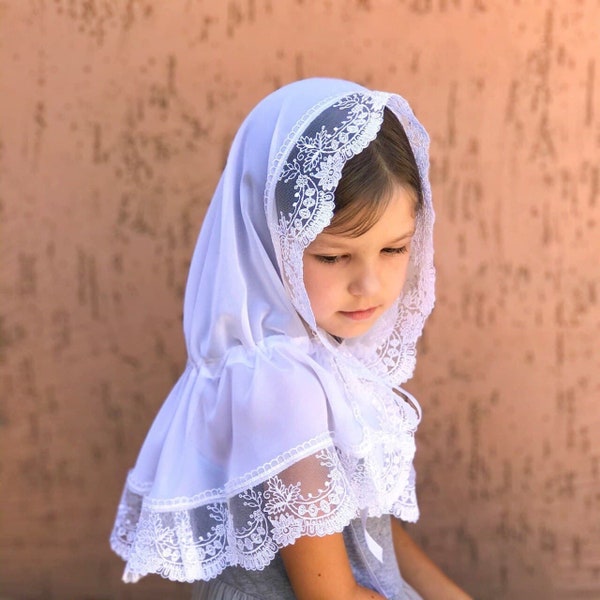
[
  {"xmin": 315, "ymin": 255, "xmax": 342, "ymax": 264},
  {"xmin": 382, "ymin": 246, "xmax": 408, "ymax": 255}
]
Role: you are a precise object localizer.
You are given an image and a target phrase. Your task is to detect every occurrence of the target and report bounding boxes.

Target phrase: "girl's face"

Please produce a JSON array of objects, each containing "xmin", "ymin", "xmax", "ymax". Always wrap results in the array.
[{"xmin": 302, "ymin": 187, "xmax": 416, "ymax": 339}]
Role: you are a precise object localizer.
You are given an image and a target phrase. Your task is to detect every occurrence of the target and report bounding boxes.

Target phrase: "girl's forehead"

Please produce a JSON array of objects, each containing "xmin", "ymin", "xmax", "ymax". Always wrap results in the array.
[
  {"xmin": 307, "ymin": 191, "xmax": 416, "ymax": 250},
  {"xmin": 318, "ymin": 186, "xmax": 417, "ymax": 240},
  {"xmin": 324, "ymin": 184, "xmax": 419, "ymax": 239}
]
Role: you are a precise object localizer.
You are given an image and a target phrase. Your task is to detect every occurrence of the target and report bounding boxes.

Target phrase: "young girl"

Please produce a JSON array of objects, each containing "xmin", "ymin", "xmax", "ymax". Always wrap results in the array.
[{"xmin": 111, "ymin": 78, "xmax": 472, "ymax": 600}]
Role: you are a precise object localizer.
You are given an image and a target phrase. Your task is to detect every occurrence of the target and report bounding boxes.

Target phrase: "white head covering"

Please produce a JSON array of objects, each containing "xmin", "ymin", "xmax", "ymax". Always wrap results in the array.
[{"xmin": 111, "ymin": 78, "xmax": 435, "ymax": 583}]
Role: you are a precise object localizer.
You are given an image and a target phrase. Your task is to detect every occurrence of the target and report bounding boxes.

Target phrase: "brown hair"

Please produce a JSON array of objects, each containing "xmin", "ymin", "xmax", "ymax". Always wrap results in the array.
[{"xmin": 327, "ymin": 107, "xmax": 422, "ymax": 237}]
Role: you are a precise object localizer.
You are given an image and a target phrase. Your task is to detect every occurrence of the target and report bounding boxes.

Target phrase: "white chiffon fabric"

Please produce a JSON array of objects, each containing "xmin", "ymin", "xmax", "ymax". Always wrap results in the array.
[{"xmin": 110, "ymin": 78, "xmax": 435, "ymax": 584}]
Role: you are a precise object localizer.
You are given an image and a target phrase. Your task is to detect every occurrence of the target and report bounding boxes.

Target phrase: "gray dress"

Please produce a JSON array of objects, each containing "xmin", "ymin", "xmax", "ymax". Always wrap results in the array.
[{"xmin": 192, "ymin": 516, "xmax": 423, "ymax": 600}]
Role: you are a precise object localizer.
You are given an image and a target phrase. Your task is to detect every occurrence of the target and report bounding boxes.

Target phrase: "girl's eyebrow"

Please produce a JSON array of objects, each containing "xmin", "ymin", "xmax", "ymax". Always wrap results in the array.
[
  {"xmin": 312, "ymin": 228, "xmax": 416, "ymax": 249},
  {"xmin": 384, "ymin": 229, "xmax": 416, "ymax": 244}
]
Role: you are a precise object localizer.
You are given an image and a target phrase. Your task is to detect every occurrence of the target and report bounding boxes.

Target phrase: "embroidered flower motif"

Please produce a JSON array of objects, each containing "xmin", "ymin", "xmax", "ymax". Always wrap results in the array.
[
  {"xmin": 271, "ymin": 514, "xmax": 303, "ymax": 546},
  {"xmin": 295, "ymin": 174, "xmax": 309, "ymax": 190},
  {"xmin": 264, "ymin": 476, "xmax": 301, "ymax": 514},
  {"xmin": 315, "ymin": 154, "xmax": 345, "ymax": 191},
  {"xmin": 297, "ymin": 127, "xmax": 332, "ymax": 169}
]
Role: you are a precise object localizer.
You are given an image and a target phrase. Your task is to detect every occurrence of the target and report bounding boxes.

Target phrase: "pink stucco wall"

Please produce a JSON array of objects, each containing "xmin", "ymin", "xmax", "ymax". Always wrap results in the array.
[{"xmin": 1, "ymin": 2, "xmax": 598, "ymax": 599}]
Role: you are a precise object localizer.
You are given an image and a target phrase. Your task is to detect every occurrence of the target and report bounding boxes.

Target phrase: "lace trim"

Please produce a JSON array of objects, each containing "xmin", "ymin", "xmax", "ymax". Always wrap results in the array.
[
  {"xmin": 111, "ymin": 437, "xmax": 418, "ymax": 583},
  {"xmin": 264, "ymin": 91, "xmax": 434, "ymax": 386},
  {"xmin": 276, "ymin": 92, "xmax": 389, "ymax": 245},
  {"xmin": 264, "ymin": 91, "xmax": 389, "ymax": 227},
  {"xmin": 129, "ymin": 432, "xmax": 333, "ymax": 510},
  {"xmin": 265, "ymin": 91, "xmax": 390, "ymax": 325}
]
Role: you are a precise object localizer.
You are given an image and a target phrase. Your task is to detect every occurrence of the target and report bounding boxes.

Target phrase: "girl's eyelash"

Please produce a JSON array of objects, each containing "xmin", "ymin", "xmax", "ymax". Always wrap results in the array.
[
  {"xmin": 315, "ymin": 247, "xmax": 408, "ymax": 264},
  {"xmin": 382, "ymin": 246, "xmax": 408, "ymax": 255},
  {"xmin": 316, "ymin": 255, "xmax": 343, "ymax": 264}
]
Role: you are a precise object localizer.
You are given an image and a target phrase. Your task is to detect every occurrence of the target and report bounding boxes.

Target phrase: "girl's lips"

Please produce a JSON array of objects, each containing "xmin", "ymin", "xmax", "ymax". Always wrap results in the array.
[{"xmin": 339, "ymin": 307, "xmax": 378, "ymax": 321}]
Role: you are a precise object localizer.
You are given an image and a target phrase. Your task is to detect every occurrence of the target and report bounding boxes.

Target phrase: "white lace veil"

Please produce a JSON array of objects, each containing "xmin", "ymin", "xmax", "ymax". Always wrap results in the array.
[{"xmin": 110, "ymin": 78, "xmax": 435, "ymax": 583}]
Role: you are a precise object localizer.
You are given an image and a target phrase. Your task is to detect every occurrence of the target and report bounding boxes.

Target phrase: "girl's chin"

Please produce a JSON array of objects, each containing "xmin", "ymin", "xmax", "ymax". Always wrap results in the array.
[{"xmin": 321, "ymin": 318, "xmax": 379, "ymax": 340}]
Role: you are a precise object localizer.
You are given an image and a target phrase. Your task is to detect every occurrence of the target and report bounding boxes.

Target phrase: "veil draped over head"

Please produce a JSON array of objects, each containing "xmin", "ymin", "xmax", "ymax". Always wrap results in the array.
[{"xmin": 110, "ymin": 78, "xmax": 435, "ymax": 583}]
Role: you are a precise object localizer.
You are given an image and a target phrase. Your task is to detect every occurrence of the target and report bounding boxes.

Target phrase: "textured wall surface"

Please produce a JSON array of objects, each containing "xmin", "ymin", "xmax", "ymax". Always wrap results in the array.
[{"xmin": 1, "ymin": 1, "xmax": 598, "ymax": 599}]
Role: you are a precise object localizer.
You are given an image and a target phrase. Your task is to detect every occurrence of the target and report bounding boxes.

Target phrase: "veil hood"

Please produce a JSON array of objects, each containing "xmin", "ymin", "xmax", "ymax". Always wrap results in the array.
[
  {"xmin": 111, "ymin": 78, "xmax": 435, "ymax": 583},
  {"xmin": 184, "ymin": 78, "xmax": 367, "ymax": 359}
]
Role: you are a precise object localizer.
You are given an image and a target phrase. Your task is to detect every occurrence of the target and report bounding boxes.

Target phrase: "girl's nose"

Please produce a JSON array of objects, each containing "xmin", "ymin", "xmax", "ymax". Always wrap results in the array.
[{"xmin": 348, "ymin": 263, "xmax": 380, "ymax": 296}]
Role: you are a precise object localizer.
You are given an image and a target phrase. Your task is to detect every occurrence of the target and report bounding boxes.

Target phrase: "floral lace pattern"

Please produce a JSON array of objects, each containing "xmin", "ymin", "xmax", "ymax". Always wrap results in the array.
[
  {"xmin": 111, "ymin": 435, "xmax": 418, "ymax": 583},
  {"xmin": 266, "ymin": 91, "xmax": 434, "ymax": 387},
  {"xmin": 270, "ymin": 92, "xmax": 389, "ymax": 322},
  {"xmin": 275, "ymin": 93, "xmax": 388, "ymax": 244}
]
